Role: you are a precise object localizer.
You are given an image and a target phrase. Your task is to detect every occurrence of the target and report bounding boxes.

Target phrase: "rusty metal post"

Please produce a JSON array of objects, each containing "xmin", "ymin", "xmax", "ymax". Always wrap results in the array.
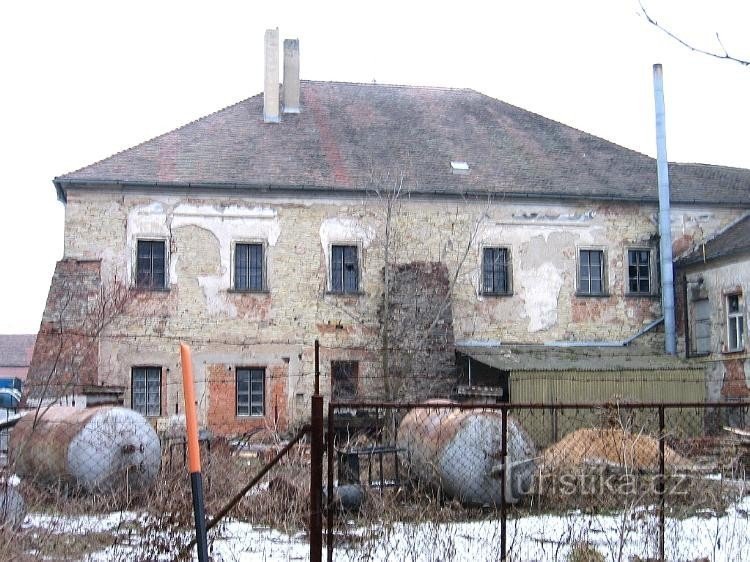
[
  {"xmin": 310, "ymin": 339, "xmax": 323, "ymax": 562},
  {"xmin": 658, "ymin": 405, "xmax": 665, "ymax": 561},
  {"xmin": 500, "ymin": 405, "xmax": 508, "ymax": 561},
  {"xmin": 327, "ymin": 401, "xmax": 335, "ymax": 562}
]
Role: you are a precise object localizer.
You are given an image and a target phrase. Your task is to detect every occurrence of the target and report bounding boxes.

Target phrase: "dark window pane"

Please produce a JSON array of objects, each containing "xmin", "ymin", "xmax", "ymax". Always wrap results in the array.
[
  {"xmin": 132, "ymin": 367, "xmax": 161, "ymax": 416},
  {"xmin": 136, "ymin": 241, "xmax": 166, "ymax": 289},
  {"xmin": 236, "ymin": 368, "xmax": 265, "ymax": 416},
  {"xmin": 331, "ymin": 245, "xmax": 358, "ymax": 293},
  {"xmin": 332, "ymin": 361, "xmax": 358, "ymax": 401}
]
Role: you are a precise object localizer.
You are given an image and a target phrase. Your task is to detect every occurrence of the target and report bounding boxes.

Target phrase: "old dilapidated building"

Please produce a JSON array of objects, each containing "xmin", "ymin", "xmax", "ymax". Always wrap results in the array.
[
  {"xmin": 27, "ymin": 32, "xmax": 750, "ymax": 435},
  {"xmin": 676, "ymin": 214, "xmax": 750, "ymax": 424}
]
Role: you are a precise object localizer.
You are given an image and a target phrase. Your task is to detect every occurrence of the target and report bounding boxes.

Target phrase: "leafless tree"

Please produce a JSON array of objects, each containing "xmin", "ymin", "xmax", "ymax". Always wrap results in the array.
[{"xmin": 639, "ymin": 1, "xmax": 750, "ymax": 67}]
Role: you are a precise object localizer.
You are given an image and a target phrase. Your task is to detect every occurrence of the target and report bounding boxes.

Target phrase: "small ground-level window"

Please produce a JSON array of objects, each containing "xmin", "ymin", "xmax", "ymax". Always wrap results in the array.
[
  {"xmin": 727, "ymin": 293, "xmax": 745, "ymax": 352},
  {"xmin": 236, "ymin": 367, "xmax": 265, "ymax": 416},
  {"xmin": 331, "ymin": 360, "xmax": 358, "ymax": 401},
  {"xmin": 132, "ymin": 366, "xmax": 161, "ymax": 417}
]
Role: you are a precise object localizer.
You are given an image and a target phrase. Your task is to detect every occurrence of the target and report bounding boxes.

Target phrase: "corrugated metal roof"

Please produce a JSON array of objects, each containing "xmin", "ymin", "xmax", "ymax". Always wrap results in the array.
[{"xmin": 457, "ymin": 345, "xmax": 698, "ymax": 372}]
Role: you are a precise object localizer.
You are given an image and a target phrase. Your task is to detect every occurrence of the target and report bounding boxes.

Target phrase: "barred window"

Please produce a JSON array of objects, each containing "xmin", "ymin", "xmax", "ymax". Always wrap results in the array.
[
  {"xmin": 132, "ymin": 367, "xmax": 161, "ymax": 417},
  {"xmin": 578, "ymin": 249, "xmax": 606, "ymax": 295},
  {"xmin": 234, "ymin": 243, "xmax": 264, "ymax": 291},
  {"xmin": 482, "ymin": 247, "xmax": 511, "ymax": 295},
  {"xmin": 236, "ymin": 367, "xmax": 265, "ymax": 416},
  {"xmin": 331, "ymin": 245, "xmax": 359, "ymax": 293},
  {"xmin": 136, "ymin": 240, "xmax": 166, "ymax": 289}
]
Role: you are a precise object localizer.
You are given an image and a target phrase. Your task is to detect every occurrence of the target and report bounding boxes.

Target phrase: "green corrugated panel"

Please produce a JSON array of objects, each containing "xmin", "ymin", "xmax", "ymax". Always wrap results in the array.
[{"xmin": 510, "ymin": 369, "xmax": 705, "ymax": 448}]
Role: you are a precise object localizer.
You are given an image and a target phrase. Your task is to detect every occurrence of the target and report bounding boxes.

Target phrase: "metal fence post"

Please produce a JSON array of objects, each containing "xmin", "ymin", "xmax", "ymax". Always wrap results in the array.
[
  {"xmin": 327, "ymin": 401, "xmax": 335, "ymax": 562},
  {"xmin": 501, "ymin": 405, "xmax": 508, "ymax": 561},
  {"xmin": 310, "ymin": 340, "xmax": 323, "ymax": 562},
  {"xmin": 658, "ymin": 405, "xmax": 665, "ymax": 561}
]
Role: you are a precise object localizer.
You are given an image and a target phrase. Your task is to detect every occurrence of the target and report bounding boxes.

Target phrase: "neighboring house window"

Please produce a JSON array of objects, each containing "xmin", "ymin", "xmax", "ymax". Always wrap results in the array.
[
  {"xmin": 331, "ymin": 360, "xmax": 358, "ymax": 401},
  {"xmin": 692, "ymin": 298, "xmax": 711, "ymax": 355},
  {"xmin": 482, "ymin": 247, "xmax": 511, "ymax": 295},
  {"xmin": 627, "ymin": 249, "xmax": 651, "ymax": 294},
  {"xmin": 236, "ymin": 367, "xmax": 265, "ymax": 416},
  {"xmin": 331, "ymin": 245, "xmax": 359, "ymax": 293},
  {"xmin": 136, "ymin": 240, "xmax": 166, "ymax": 289},
  {"xmin": 132, "ymin": 367, "xmax": 161, "ymax": 417},
  {"xmin": 578, "ymin": 249, "xmax": 606, "ymax": 295},
  {"xmin": 726, "ymin": 293, "xmax": 745, "ymax": 352},
  {"xmin": 234, "ymin": 243, "xmax": 264, "ymax": 291}
]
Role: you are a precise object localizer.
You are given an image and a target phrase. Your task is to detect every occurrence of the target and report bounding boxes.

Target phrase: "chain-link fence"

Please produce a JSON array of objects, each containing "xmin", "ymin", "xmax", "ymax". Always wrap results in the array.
[{"xmin": 324, "ymin": 401, "xmax": 750, "ymax": 562}]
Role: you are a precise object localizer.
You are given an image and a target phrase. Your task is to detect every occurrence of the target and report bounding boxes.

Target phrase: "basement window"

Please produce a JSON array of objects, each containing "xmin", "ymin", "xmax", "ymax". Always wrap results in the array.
[
  {"xmin": 726, "ymin": 293, "xmax": 745, "ymax": 352},
  {"xmin": 236, "ymin": 367, "xmax": 265, "ymax": 416},
  {"xmin": 450, "ymin": 161, "xmax": 469, "ymax": 174},
  {"xmin": 131, "ymin": 366, "xmax": 161, "ymax": 417}
]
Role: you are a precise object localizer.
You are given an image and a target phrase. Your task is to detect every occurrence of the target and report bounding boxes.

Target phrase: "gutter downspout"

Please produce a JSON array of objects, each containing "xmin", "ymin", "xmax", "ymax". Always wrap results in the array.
[{"xmin": 653, "ymin": 63, "xmax": 677, "ymax": 355}]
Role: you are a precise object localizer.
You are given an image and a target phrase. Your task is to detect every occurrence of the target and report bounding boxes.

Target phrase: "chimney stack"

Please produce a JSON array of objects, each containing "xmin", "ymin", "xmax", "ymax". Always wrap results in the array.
[
  {"xmin": 283, "ymin": 39, "xmax": 300, "ymax": 114},
  {"xmin": 264, "ymin": 28, "xmax": 280, "ymax": 123}
]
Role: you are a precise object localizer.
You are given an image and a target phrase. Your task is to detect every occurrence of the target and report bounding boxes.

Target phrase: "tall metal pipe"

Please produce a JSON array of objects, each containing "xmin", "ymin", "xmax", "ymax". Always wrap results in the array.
[{"xmin": 653, "ymin": 64, "xmax": 676, "ymax": 355}]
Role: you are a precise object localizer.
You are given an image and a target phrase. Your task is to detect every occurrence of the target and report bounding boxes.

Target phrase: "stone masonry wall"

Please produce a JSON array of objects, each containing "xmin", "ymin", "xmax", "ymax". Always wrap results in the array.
[{"xmin": 58, "ymin": 188, "xmax": 744, "ymax": 429}]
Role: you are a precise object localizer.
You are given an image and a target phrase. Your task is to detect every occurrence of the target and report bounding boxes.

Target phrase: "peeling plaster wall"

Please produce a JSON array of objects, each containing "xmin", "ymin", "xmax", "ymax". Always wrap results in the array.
[
  {"xmin": 681, "ymin": 257, "xmax": 750, "ymax": 420},
  {"xmin": 60, "ymin": 188, "xmax": 745, "ymax": 427}
]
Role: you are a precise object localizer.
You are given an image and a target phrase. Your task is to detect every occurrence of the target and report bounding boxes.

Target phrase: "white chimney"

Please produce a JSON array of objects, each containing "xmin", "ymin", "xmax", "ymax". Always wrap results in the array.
[
  {"xmin": 264, "ymin": 28, "xmax": 280, "ymax": 123},
  {"xmin": 283, "ymin": 39, "xmax": 300, "ymax": 114}
]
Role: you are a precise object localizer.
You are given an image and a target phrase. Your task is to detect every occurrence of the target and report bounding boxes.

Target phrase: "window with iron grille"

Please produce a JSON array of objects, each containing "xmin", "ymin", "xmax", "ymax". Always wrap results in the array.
[
  {"xmin": 136, "ymin": 240, "xmax": 166, "ymax": 289},
  {"xmin": 628, "ymin": 249, "xmax": 651, "ymax": 294},
  {"xmin": 331, "ymin": 360, "xmax": 358, "ymax": 401},
  {"xmin": 234, "ymin": 243, "xmax": 264, "ymax": 291},
  {"xmin": 482, "ymin": 247, "xmax": 511, "ymax": 295},
  {"xmin": 578, "ymin": 249, "xmax": 606, "ymax": 295},
  {"xmin": 331, "ymin": 245, "xmax": 359, "ymax": 293},
  {"xmin": 236, "ymin": 367, "xmax": 265, "ymax": 416},
  {"xmin": 727, "ymin": 293, "xmax": 745, "ymax": 352},
  {"xmin": 131, "ymin": 367, "xmax": 161, "ymax": 417}
]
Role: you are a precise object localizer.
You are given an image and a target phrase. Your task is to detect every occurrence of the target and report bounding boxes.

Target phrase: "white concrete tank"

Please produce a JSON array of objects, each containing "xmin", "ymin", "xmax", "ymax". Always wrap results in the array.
[{"xmin": 11, "ymin": 406, "xmax": 161, "ymax": 493}]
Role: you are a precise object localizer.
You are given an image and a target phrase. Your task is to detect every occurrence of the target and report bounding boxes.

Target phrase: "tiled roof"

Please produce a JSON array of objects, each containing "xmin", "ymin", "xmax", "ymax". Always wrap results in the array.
[
  {"xmin": 55, "ymin": 81, "xmax": 750, "ymax": 206},
  {"xmin": 0, "ymin": 334, "xmax": 36, "ymax": 368},
  {"xmin": 676, "ymin": 213, "xmax": 750, "ymax": 267}
]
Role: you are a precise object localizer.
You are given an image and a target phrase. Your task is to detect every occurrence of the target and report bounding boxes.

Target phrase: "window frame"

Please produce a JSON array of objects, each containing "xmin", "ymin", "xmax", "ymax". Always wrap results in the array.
[
  {"xmin": 329, "ymin": 244, "xmax": 360, "ymax": 294},
  {"xmin": 481, "ymin": 246, "xmax": 513, "ymax": 296},
  {"xmin": 135, "ymin": 239, "xmax": 168, "ymax": 290},
  {"xmin": 232, "ymin": 241, "xmax": 267, "ymax": 292},
  {"xmin": 331, "ymin": 360, "xmax": 359, "ymax": 401},
  {"xmin": 131, "ymin": 366, "xmax": 162, "ymax": 417},
  {"xmin": 576, "ymin": 247, "xmax": 608, "ymax": 297},
  {"xmin": 726, "ymin": 292, "xmax": 745, "ymax": 353},
  {"xmin": 236, "ymin": 367, "xmax": 266, "ymax": 417},
  {"xmin": 626, "ymin": 247, "xmax": 656, "ymax": 296}
]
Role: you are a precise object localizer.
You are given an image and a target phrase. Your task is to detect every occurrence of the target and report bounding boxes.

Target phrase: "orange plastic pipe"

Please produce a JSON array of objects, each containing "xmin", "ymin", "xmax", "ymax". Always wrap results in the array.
[{"xmin": 180, "ymin": 342, "xmax": 201, "ymax": 473}]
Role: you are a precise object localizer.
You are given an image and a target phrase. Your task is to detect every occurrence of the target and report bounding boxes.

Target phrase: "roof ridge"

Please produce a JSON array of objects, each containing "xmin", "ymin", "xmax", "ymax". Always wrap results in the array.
[
  {"xmin": 301, "ymin": 79, "xmax": 471, "ymax": 92},
  {"xmin": 56, "ymin": 94, "xmax": 262, "ymax": 180}
]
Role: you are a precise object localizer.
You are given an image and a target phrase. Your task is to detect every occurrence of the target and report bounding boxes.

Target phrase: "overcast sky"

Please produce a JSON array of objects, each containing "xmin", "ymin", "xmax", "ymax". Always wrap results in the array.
[{"xmin": 1, "ymin": 0, "xmax": 748, "ymax": 334}]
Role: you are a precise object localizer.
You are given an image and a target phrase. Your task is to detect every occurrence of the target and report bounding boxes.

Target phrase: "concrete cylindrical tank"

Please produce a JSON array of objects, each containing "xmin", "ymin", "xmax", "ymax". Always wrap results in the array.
[
  {"xmin": 10, "ymin": 406, "xmax": 161, "ymax": 494},
  {"xmin": 397, "ymin": 401, "xmax": 536, "ymax": 505}
]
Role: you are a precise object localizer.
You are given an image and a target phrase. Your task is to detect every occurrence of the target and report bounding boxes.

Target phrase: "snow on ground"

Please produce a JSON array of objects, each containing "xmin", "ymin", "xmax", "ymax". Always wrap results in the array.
[{"xmin": 18, "ymin": 497, "xmax": 750, "ymax": 561}]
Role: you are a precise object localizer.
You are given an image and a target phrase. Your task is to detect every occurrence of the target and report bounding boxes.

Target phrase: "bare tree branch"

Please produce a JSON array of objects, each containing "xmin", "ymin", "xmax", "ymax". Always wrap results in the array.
[{"xmin": 639, "ymin": 1, "xmax": 750, "ymax": 67}]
